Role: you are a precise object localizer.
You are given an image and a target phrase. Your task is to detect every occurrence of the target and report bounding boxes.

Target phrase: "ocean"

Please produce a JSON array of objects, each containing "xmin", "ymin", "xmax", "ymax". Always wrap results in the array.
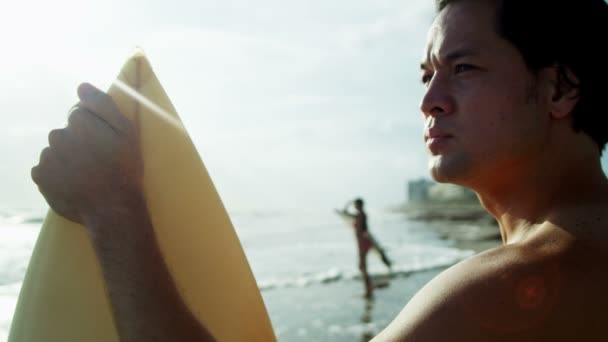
[{"xmin": 0, "ymin": 207, "xmax": 490, "ymax": 341}]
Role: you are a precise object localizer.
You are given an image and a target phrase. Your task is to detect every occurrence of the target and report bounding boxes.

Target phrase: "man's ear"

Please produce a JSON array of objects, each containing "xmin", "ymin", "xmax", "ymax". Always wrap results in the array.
[{"xmin": 547, "ymin": 64, "xmax": 581, "ymax": 119}]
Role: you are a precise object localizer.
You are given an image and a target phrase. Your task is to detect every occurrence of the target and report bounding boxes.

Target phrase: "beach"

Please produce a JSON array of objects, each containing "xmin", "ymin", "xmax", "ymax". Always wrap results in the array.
[
  {"xmin": 0, "ymin": 207, "xmax": 501, "ymax": 342},
  {"xmin": 260, "ymin": 210, "xmax": 501, "ymax": 341},
  {"xmin": 262, "ymin": 267, "xmax": 445, "ymax": 341}
]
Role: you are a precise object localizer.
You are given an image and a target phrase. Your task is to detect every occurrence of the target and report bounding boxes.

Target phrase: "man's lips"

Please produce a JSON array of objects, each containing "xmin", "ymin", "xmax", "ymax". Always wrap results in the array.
[
  {"xmin": 424, "ymin": 128, "xmax": 453, "ymax": 153},
  {"xmin": 424, "ymin": 128, "xmax": 453, "ymax": 143}
]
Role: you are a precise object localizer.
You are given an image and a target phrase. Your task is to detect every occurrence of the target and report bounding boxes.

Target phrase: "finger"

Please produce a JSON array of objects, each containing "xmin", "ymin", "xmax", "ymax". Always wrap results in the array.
[
  {"xmin": 68, "ymin": 107, "xmax": 106, "ymax": 136},
  {"xmin": 48, "ymin": 129, "xmax": 69, "ymax": 150},
  {"xmin": 31, "ymin": 156, "xmax": 45, "ymax": 186},
  {"xmin": 31, "ymin": 165, "xmax": 41, "ymax": 186},
  {"xmin": 67, "ymin": 107, "xmax": 87, "ymax": 127},
  {"xmin": 68, "ymin": 106, "xmax": 125, "ymax": 150},
  {"xmin": 49, "ymin": 127, "xmax": 85, "ymax": 164},
  {"xmin": 76, "ymin": 83, "xmax": 133, "ymax": 134},
  {"xmin": 31, "ymin": 147, "xmax": 54, "ymax": 185},
  {"xmin": 39, "ymin": 146, "xmax": 53, "ymax": 166},
  {"xmin": 31, "ymin": 154, "xmax": 79, "ymax": 222}
]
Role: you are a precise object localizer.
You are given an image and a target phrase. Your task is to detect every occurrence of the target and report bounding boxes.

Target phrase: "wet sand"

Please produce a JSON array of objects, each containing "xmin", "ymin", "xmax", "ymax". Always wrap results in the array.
[{"xmin": 261, "ymin": 220, "xmax": 502, "ymax": 341}]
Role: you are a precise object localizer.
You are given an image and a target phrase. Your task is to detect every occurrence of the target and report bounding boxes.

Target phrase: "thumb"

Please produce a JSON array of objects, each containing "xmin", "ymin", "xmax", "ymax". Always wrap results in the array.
[{"xmin": 76, "ymin": 83, "xmax": 133, "ymax": 134}]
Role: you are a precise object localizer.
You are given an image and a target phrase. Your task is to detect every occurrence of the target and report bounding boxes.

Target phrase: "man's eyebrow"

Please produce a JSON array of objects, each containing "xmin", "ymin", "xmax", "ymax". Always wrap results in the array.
[
  {"xmin": 420, "ymin": 48, "xmax": 480, "ymax": 69},
  {"xmin": 445, "ymin": 48, "xmax": 479, "ymax": 61}
]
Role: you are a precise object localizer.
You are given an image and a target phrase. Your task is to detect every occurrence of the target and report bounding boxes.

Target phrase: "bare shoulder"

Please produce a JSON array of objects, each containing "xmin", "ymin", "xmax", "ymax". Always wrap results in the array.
[{"xmin": 372, "ymin": 238, "xmax": 605, "ymax": 342}]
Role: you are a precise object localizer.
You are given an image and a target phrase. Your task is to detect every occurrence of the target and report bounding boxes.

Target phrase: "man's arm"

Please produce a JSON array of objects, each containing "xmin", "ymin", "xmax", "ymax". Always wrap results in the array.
[
  {"xmin": 86, "ymin": 193, "xmax": 215, "ymax": 342},
  {"xmin": 372, "ymin": 247, "xmax": 557, "ymax": 341},
  {"xmin": 372, "ymin": 261, "xmax": 484, "ymax": 341},
  {"xmin": 32, "ymin": 83, "xmax": 214, "ymax": 342}
]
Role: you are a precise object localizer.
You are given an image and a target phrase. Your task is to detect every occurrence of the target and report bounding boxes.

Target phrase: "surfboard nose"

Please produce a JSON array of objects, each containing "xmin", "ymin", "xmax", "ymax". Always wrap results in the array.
[{"xmin": 9, "ymin": 52, "xmax": 276, "ymax": 342}]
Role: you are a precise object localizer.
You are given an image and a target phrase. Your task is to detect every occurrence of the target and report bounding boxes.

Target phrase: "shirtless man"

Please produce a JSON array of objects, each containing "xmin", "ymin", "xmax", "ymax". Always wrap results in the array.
[
  {"xmin": 32, "ymin": 0, "xmax": 608, "ymax": 340},
  {"xmin": 374, "ymin": 0, "xmax": 608, "ymax": 340}
]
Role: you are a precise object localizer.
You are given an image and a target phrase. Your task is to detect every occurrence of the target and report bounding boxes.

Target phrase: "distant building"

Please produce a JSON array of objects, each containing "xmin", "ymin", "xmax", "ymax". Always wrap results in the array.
[
  {"xmin": 407, "ymin": 178, "xmax": 477, "ymax": 203},
  {"xmin": 408, "ymin": 179, "xmax": 435, "ymax": 202}
]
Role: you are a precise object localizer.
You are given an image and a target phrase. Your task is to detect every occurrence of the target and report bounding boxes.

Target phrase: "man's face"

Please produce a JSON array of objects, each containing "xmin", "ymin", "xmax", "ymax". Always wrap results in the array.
[{"xmin": 420, "ymin": 0, "xmax": 550, "ymax": 188}]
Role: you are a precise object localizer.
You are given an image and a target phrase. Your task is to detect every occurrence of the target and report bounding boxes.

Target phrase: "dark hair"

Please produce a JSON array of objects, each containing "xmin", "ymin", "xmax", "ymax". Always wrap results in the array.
[
  {"xmin": 354, "ymin": 198, "xmax": 364, "ymax": 206},
  {"xmin": 436, "ymin": 0, "xmax": 608, "ymax": 154}
]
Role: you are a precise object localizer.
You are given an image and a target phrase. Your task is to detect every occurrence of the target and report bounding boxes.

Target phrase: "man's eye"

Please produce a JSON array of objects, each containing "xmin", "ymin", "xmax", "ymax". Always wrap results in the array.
[
  {"xmin": 454, "ymin": 64, "xmax": 476, "ymax": 74},
  {"xmin": 421, "ymin": 73, "xmax": 433, "ymax": 85}
]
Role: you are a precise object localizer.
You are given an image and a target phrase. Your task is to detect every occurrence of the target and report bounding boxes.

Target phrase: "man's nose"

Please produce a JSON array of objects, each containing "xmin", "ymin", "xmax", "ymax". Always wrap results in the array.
[{"xmin": 419, "ymin": 76, "xmax": 454, "ymax": 117}]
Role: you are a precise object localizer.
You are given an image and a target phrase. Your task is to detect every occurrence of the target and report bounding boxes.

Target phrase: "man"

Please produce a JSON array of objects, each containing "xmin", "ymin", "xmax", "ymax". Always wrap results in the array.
[
  {"xmin": 340, "ymin": 198, "xmax": 392, "ymax": 298},
  {"xmin": 32, "ymin": 0, "xmax": 608, "ymax": 340},
  {"xmin": 373, "ymin": 0, "xmax": 608, "ymax": 340}
]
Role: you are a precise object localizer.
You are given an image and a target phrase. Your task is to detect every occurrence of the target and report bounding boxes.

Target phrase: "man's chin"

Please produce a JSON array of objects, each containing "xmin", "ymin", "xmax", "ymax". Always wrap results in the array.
[
  {"xmin": 428, "ymin": 156, "xmax": 448, "ymax": 182},
  {"xmin": 428, "ymin": 155, "xmax": 467, "ymax": 185},
  {"xmin": 430, "ymin": 168, "xmax": 451, "ymax": 184}
]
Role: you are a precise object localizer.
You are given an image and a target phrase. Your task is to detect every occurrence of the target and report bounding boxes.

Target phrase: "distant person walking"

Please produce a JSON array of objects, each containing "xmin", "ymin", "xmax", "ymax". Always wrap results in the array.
[{"xmin": 339, "ymin": 198, "xmax": 391, "ymax": 298}]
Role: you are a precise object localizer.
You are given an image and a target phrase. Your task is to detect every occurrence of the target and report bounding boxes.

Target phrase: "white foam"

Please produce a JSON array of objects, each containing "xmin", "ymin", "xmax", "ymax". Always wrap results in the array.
[
  {"xmin": 257, "ymin": 249, "xmax": 474, "ymax": 292},
  {"xmin": 0, "ymin": 282, "xmax": 22, "ymax": 342}
]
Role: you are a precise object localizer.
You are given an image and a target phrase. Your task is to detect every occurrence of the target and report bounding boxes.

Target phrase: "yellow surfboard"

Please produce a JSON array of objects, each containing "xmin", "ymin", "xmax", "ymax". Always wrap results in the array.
[{"xmin": 9, "ymin": 51, "xmax": 276, "ymax": 342}]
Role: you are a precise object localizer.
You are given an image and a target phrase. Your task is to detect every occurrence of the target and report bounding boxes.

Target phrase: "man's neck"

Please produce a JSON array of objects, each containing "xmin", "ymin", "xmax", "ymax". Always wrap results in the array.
[{"xmin": 474, "ymin": 145, "xmax": 608, "ymax": 244}]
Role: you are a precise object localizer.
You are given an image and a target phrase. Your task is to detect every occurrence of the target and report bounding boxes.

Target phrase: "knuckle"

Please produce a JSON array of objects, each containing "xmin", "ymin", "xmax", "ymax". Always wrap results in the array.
[
  {"xmin": 40, "ymin": 146, "xmax": 51, "ymax": 158},
  {"xmin": 68, "ymin": 107, "xmax": 90, "ymax": 127},
  {"xmin": 48, "ymin": 129, "xmax": 64, "ymax": 147},
  {"xmin": 31, "ymin": 166, "xmax": 40, "ymax": 183},
  {"xmin": 32, "ymin": 147, "xmax": 53, "ymax": 184},
  {"xmin": 39, "ymin": 147, "xmax": 52, "ymax": 164},
  {"xmin": 99, "ymin": 92, "xmax": 114, "ymax": 106},
  {"xmin": 97, "ymin": 90, "xmax": 114, "ymax": 106},
  {"xmin": 84, "ymin": 91, "xmax": 112, "ymax": 111},
  {"xmin": 67, "ymin": 109, "xmax": 79, "ymax": 126}
]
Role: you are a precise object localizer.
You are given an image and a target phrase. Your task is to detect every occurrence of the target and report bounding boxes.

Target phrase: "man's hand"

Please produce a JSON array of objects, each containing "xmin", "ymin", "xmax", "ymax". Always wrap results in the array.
[
  {"xmin": 30, "ymin": 83, "xmax": 217, "ymax": 342},
  {"xmin": 32, "ymin": 83, "xmax": 143, "ymax": 225}
]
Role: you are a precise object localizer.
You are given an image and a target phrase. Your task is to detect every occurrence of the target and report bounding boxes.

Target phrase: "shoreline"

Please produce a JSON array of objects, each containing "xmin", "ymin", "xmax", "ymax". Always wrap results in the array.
[
  {"xmin": 393, "ymin": 202, "xmax": 502, "ymax": 253},
  {"xmin": 262, "ymin": 267, "xmax": 446, "ymax": 341},
  {"xmin": 261, "ymin": 214, "xmax": 503, "ymax": 341},
  {"xmin": 394, "ymin": 202, "xmax": 495, "ymax": 223}
]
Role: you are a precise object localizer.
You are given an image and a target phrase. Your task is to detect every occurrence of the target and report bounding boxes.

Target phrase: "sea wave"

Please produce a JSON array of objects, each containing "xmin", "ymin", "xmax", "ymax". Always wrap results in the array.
[
  {"xmin": 258, "ymin": 251, "xmax": 474, "ymax": 291},
  {"xmin": 0, "ymin": 209, "xmax": 45, "ymax": 226}
]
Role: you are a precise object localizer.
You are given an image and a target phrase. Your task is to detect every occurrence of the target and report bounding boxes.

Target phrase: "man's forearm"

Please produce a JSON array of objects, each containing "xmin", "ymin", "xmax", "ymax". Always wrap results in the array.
[{"xmin": 85, "ymin": 193, "xmax": 215, "ymax": 342}]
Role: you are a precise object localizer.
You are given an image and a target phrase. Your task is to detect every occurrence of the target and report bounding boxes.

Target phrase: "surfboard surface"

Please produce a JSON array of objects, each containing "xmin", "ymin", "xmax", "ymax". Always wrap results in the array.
[{"xmin": 9, "ymin": 52, "xmax": 276, "ymax": 342}]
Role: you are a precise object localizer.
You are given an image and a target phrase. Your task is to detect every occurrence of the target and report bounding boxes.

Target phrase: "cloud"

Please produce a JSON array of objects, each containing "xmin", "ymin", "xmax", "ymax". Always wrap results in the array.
[
  {"xmin": 333, "ymin": 2, "xmax": 435, "ymax": 53},
  {"xmin": 1, "ymin": 1, "xmax": 438, "ymax": 211},
  {"xmin": 125, "ymin": 21, "xmax": 432, "ymax": 211}
]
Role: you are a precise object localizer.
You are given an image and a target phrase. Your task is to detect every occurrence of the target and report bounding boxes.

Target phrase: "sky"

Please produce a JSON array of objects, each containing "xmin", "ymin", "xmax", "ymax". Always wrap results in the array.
[{"xmin": 1, "ymin": 0, "xmax": 607, "ymax": 213}]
